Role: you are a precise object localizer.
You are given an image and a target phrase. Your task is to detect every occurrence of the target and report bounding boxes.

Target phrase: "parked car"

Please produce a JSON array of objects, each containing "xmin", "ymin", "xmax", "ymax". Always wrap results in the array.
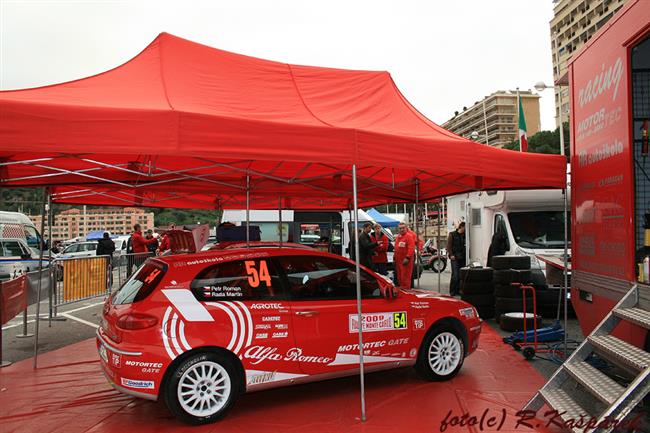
[
  {"xmin": 57, "ymin": 241, "xmax": 98, "ymax": 259},
  {"xmin": 0, "ymin": 237, "xmax": 49, "ymax": 278},
  {"xmin": 97, "ymin": 247, "xmax": 482, "ymax": 425}
]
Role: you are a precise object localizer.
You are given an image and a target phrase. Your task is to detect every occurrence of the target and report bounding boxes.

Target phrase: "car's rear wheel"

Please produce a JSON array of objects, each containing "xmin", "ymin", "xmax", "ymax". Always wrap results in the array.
[
  {"xmin": 164, "ymin": 352, "xmax": 238, "ymax": 425},
  {"xmin": 430, "ymin": 258, "xmax": 447, "ymax": 273},
  {"xmin": 415, "ymin": 324, "xmax": 464, "ymax": 381}
]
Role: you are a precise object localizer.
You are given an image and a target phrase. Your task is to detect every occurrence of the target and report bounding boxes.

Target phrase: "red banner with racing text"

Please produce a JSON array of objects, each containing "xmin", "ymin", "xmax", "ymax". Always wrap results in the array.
[{"xmin": 0, "ymin": 275, "xmax": 28, "ymax": 326}]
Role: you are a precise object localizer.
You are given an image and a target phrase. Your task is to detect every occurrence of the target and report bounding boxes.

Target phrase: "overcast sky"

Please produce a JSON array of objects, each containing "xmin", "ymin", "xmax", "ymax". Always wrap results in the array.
[{"xmin": 0, "ymin": 0, "xmax": 557, "ymax": 131}]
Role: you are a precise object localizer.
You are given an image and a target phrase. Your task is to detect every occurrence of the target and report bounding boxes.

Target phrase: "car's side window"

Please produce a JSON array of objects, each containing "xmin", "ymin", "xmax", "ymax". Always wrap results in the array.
[
  {"xmin": 2, "ymin": 241, "xmax": 24, "ymax": 257},
  {"xmin": 190, "ymin": 258, "xmax": 284, "ymax": 302},
  {"xmin": 276, "ymin": 255, "xmax": 381, "ymax": 301}
]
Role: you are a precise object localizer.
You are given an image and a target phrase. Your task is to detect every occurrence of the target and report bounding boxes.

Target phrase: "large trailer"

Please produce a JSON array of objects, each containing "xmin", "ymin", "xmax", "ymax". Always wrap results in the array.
[
  {"xmin": 569, "ymin": 0, "xmax": 650, "ymax": 347},
  {"xmin": 447, "ymin": 189, "xmax": 569, "ymax": 287}
]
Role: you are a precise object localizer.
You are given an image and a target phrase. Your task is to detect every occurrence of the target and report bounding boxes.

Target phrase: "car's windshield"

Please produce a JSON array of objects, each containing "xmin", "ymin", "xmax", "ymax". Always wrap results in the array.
[
  {"xmin": 23, "ymin": 225, "xmax": 42, "ymax": 250},
  {"xmin": 508, "ymin": 211, "xmax": 571, "ymax": 250}
]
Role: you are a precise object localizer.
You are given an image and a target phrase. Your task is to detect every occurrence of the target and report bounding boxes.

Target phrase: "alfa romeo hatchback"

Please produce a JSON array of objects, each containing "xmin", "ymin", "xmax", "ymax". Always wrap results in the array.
[{"xmin": 97, "ymin": 248, "xmax": 482, "ymax": 424}]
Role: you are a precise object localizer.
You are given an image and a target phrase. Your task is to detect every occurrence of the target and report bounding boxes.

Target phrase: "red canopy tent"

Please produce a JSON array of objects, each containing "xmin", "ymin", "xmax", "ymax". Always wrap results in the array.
[
  {"xmin": 0, "ymin": 33, "xmax": 568, "ymax": 419},
  {"xmin": 0, "ymin": 33, "xmax": 565, "ymax": 209}
]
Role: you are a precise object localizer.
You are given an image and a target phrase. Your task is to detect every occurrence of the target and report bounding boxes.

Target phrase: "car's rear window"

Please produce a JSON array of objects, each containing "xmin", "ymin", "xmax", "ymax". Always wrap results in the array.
[{"xmin": 112, "ymin": 260, "xmax": 167, "ymax": 304}]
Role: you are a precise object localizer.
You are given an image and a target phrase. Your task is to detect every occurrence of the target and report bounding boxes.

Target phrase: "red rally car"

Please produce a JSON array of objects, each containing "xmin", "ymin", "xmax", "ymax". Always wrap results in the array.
[{"xmin": 97, "ymin": 248, "xmax": 482, "ymax": 424}]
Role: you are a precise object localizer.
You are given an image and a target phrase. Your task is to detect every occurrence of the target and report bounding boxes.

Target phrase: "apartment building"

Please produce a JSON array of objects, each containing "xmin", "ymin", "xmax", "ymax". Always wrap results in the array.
[
  {"xmin": 29, "ymin": 207, "xmax": 154, "ymax": 241},
  {"xmin": 442, "ymin": 90, "xmax": 541, "ymax": 148},
  {"xmin": 550, "ymin": 0, "xmax": 628, "ymax": 125}
]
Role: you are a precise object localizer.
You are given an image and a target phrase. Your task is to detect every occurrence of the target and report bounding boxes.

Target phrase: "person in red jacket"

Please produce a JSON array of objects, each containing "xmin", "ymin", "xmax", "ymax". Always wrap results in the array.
[
  {"xmin": 394, "ymin": 223, "xmax": 415, "ymax": 288},
  {"xmin": 127, "ymin": 224, "xmax": 158, "ymax": 276},
  {"xmin": 158, "ymin": 224, "xmax": 175, "ymax": 254},
  {"xmin": 370, "ymin": 223, "xmax": 389, "ymax": 275}
]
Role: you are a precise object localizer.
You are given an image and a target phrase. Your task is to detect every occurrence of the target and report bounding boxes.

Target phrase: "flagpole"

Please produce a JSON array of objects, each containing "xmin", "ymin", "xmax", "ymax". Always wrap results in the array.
[{"xmin": 516, "ymin": 87, "xmax": 521, "ymax": 151}]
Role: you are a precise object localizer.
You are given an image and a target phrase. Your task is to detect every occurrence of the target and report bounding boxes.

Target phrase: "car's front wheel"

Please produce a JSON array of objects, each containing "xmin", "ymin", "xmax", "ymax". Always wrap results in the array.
[
  {"xmin": 164, "ymin": 351, "xmax": 239, "ymax": 425},
  {"xmin": 415, "ymin": 324, "xmax": 464, "ymax": 381}
]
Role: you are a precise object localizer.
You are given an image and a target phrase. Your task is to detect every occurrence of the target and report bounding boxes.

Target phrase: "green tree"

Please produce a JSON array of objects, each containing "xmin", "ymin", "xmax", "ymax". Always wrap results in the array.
[{"xmin": 503, "ymin": 122, "xmax": 570, "ymax": 159}]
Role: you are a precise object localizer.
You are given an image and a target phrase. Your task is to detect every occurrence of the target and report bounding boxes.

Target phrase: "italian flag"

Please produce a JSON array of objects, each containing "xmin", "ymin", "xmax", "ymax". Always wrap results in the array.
[{"xmin": 518, "ymin": 97, "xmax": 528, "ymax": 152}]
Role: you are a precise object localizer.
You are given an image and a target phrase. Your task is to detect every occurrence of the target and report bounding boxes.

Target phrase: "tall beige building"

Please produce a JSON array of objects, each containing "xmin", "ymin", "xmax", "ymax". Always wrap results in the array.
[
  {"xmin": 442, "ymin": 90, "xmax": 541, "ymax": 148},
  {"xmin": 30, "ymin": 207, "xmax": 155, "ymax": 241},
  {"xmin": 550, "ymin": 0, "xmax": 628, "ymax": 125}
]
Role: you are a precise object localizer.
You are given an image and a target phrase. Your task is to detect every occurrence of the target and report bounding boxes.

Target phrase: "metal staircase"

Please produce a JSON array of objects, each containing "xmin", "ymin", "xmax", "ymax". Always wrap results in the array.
[{"xmin": 522, "ymin": 285, "xmax": 650, "ymax": 432}]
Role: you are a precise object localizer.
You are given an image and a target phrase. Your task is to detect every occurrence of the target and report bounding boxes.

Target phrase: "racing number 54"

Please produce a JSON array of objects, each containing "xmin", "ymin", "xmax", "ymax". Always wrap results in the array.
[{"xmin": 245, "ymin": 260, "xmax": 271, "ymax": 287}]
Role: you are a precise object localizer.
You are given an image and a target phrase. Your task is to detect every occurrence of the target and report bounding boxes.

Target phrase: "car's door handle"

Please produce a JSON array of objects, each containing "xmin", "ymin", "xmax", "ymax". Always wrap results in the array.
[{"xmin": 295, "ymin": 310, "xmax": 319, "ymax": 317}]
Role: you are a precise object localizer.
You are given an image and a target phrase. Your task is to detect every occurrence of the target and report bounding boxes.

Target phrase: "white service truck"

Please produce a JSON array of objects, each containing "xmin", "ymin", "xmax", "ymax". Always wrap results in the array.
[
  {"xmin": 0, "ymin": 211, "xmax": 48, "ymax": 279},
  {"xmin": 446, "ymin": 189, "xmax": 570, "ymax": 287}
]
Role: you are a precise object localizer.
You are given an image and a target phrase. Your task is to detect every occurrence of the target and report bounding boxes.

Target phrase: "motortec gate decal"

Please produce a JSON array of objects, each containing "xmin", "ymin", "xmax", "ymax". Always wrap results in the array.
[{"xmin": 348, "ymin": 312, "xmax": 407, "ymax": 333}]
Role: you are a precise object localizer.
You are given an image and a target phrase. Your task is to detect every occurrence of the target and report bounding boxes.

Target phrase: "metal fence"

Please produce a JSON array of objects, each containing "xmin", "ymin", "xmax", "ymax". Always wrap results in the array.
[
  {"xmin": 113, "ymin": 252, "xmax": 155, "ymax": 287},
  {"xmin": 49, "ymin": 252, "xmax": 156, "ymax": 309},
  {"xmin": 50, "ymin": 256, "xmax": 111, "ymax": 308}
]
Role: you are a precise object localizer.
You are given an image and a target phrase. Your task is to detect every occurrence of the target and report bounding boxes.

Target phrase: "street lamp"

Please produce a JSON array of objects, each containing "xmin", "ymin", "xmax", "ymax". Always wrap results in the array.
[{"xmin": 534, "ymin": 81, "xmax": 565, "ymax": 157}]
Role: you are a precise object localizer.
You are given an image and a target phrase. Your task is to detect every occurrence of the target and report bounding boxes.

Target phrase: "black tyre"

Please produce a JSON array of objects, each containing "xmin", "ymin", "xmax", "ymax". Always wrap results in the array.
[
  {"xmin": 523, "ymin": 347, "xmax": 536, "ymax": 360},
  {"xmin": 493, "ymin": 269, "xmax": 532, "ymax": 285},
  {"xmin": 415, "ymin": 324, "xmax": 465, "ymax": 381},
  {"xmin": 475, "ymin": 305, "xmax": 495, "ymax": 320},
  {"xmin": 499, "ymin": 312, "xmax": 543, "ymax": 332},
  {"xmin": 460, "ymin": 281, "xmax": 494, "ymax": 295},
  {"xmin": 461, "ymin": 293, "xmax": 495, "ymax": 307},
  {"xmin": 429, "ymin": 257, "xmax": 447, "ymax": 273},
  {"xmin": 164, "ymin": 351, "xmax": 240, "ymax": 425},
  {"xmin": 535, "ymin": 289, "xmax": 561, "ymax": 305},
  {"xmin": 491, "ymin": 255, "xmax": 531, "ymax": 270},
  {"xmin": 459, "ymin": 267, "xmax": 493, "ymax": 283},
  {"xmin": 494, "ymin": 283, "xmax": 526, "ymax": 298},
  {"xmin": 529, "ymin": 270, "xmax": 548, "ymax": 288}
]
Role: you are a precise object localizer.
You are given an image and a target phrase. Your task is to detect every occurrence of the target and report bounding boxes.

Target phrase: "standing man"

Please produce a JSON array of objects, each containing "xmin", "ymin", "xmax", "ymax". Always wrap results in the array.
[
  {"xmin": 97, "ymin": 232, "xmax": 116, "ymax": 286},
  {"xmin": 358, "ymin": 222, "xmax": 378, "ymax": 269},
  {"xmin": 447, "ymin": 221, "xmax": 466, "ymax": 296},
  {"xmin": 158, "ymin": 224, "xmax": 174, "ymax": 255},
  {"xmin": 127, "ymin": 224, "xmax": 157, "ymax": 276},
  {"xmin": 370, "ymin": 223, "xmax": 389, "ymax": 275},
  {"xmin": 145, "ymin": 229, "xmax": 159, "ymax": 254},
  {"xmin": 394, "ymin": 223, "xmax": 415, "ymax": 288}
]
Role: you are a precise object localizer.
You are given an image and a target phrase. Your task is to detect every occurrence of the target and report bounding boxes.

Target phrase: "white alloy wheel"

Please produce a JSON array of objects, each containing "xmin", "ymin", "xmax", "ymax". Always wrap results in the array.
[
  {"xmin": 428, "ymin": 332, "xmax": 462, "ymax": 376},
  {"xmin": 177, "ymin": 361, "xmax": 231, "ymax": 417}
]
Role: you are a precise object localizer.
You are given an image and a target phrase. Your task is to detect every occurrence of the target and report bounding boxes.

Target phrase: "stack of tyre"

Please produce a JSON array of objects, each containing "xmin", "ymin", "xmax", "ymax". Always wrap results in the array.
[
  {"xmin": 459, "ymin": 267, "xmax": 495, "ymax": 319},
  {"xmin": 492, "ymin": 255, "xmax": 543, "ymax": 330}
]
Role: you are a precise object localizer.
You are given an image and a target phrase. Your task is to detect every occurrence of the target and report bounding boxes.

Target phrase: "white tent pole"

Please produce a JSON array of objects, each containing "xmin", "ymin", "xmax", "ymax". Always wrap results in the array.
[
  {"xmin": 415, "ymin": 179, "xmax": 420, "ymax": 289},
  {"xmin": 246, "ymin": 174, "xmax": 250, "ymax": 247},
  {"xmin": 352, "ymin": 164, "xmax": 366, "ymax": 422},
  {"xmin": 33, "ymin": 187, "xmax": 48, "ymax": 369},
  {"xmin": 437, "ymin": 202, "xmax": 442, "ymax": 292},
  {"xmin": 278, "ymin": 197, "xmax": 283, "ymax": 247}
]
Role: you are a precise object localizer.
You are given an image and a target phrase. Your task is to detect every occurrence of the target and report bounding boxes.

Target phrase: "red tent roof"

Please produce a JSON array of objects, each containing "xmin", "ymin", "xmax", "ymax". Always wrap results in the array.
[{"xmin": 0, "ymin": 33, "xmax": 566, "ymax": 209}]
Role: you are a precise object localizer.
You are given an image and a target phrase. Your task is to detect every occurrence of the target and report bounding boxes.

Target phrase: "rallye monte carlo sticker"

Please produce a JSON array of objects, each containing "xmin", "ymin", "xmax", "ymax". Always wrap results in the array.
[{"xmin": 348, "ymin": 311, "xmax": 407, "ymax": 333}]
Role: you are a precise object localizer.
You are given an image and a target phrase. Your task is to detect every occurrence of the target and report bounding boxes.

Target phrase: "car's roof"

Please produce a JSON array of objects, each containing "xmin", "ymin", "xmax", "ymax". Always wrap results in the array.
[
  {"xmin": 210, "ymin": 241, "xmax": 313, "ymax": 250},
  {"xmin": 156, "ymin": 247, "xmax": 343, "ymax": 267}
]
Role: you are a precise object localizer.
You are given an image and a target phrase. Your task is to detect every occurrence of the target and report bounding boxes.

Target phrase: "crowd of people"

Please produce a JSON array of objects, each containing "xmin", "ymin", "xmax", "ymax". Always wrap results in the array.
[{"xmin": 352, "ymin": 222, "xmax": 420, "ymax": 289}]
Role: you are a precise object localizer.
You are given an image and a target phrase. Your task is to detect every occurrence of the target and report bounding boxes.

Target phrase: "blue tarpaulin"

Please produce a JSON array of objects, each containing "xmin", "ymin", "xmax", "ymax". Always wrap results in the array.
[
  {"xmin": 366, "ymin": 208, "xmax": 400, "ymax": 228},
  {"xmin": 86, "ymin": 230, "xmax": 109, "ymax": 240}
]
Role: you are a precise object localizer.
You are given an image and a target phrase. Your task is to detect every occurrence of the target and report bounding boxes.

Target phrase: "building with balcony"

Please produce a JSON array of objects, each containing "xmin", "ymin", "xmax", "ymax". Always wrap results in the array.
[
  {"xmin": 29, "ymin": 207, "xmax": 155, "ymax": 241},
  {"xmin": 550, "ymin": 0, "xmax": 628, "ymax": 125},
  {"xmin": 442, "ymin": 90, "xmax": 541, "ymax": 148}
]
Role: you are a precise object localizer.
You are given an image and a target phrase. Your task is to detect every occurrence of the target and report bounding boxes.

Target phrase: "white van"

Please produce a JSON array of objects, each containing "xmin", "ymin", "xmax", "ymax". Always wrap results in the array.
[
  {"xmin": 0, "ymin": 211, "xmax": 44, "ymax": 255},
  {"xmin": 446, "ymin": 189, "xmax": 570, "ymax": 286}
]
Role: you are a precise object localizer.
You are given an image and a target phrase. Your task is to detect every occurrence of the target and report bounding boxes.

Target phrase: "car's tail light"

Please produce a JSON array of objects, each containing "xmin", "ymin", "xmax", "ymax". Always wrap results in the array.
[{"xmin": 117, "ymin": 313, "xmax": 158, "ymax": 330}]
